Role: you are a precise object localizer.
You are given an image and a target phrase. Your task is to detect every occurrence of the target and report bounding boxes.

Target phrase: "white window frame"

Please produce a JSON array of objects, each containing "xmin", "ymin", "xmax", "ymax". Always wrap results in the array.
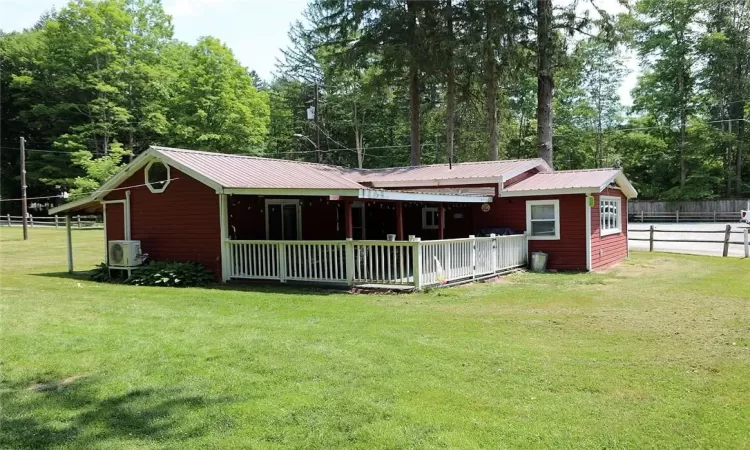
[
  {"xmin": 599, "ymin": 195, "xmax": 622, "ymax": 236},
  {"xmin": 526, "ymin": 199, "xmax": 560, "ymax": 240},
  {"xmin": 422, "ymin": 206, "xmax": 442, "ymax": 230},
  {"xmin": 264, "ymin": 199, "xmax": 302, "ymax": 240},
  {"xmin": 144, "ymin": 160, "xmax": 171, "ymax": 193}
]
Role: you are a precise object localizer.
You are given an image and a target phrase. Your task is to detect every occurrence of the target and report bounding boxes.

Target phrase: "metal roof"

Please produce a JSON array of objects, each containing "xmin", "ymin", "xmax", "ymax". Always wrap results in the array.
[
  {"xmin": 501, "ymin": 169, "xmax": 638, "ymax": 198},
  {"xmin": 353, "ymin": 159, "xmax": 550, "ymax": 186},
  {"xmin": 153, "ymin": 147, "xmax": 363, "ymax": 190}
]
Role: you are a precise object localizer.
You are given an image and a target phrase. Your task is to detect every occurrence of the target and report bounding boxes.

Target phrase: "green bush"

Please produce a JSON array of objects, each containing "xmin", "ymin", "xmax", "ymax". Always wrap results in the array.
[
  {"xmin": 126, "ymin": 261, "xmax": 215, "ymax": 287},
  {"xmin": 89, "ymin": 262, "xmax": 113, "ymax": 282}
]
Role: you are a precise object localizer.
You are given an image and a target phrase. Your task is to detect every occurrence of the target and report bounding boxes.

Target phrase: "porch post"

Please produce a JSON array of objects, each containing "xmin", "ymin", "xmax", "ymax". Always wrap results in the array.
[
  {"xmin": 395, "ymin": 202, "xmax": 404, "ymax": 240},
  {"xmin": 66, "ymin": 215, "xmax": 73, "ymax": 273},
  {"xmin": 438, "ymin": 203, "xmax": 445, "ymax": 240},
  {"xmin": 344, "ymin": 199, "xmax": 353, "ymax": 239},
  {"xmin": 219, "ymin": 194, "xmax": 229, "ymax": 282}
]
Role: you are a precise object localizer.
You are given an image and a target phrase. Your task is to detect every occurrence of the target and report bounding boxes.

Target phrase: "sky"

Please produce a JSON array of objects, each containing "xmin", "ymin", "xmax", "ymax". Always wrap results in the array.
[{"xmin": 0, "ymin": 0, "xmax": 638, "ymax": 104}]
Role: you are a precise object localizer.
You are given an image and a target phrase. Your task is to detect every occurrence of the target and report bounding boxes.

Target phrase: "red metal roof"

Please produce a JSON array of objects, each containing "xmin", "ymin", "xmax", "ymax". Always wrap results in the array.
[
  {"xmin": 502, "ymin": 169, "xmax": 621, "ymax": 193},
  {"xmin": 154, "ymin": 147, "xmax": 363, "ymax": 190},
  {"xmin": 155, "ymin": 147, "xmax": 550, "ymax": 190},
  {"xmin": 353, "ymin": 159, "xmax": 549, "ymax": 185}
]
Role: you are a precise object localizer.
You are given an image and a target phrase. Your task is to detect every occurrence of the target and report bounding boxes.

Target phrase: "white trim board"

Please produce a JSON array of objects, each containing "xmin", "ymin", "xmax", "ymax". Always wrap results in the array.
[
  {"xmin": 585, "ymin": 195, "xmax": 592, "ymax": 271},
  {"xmin": 359, "ymin": 189, "xmax": 493, "ymax": 204}
]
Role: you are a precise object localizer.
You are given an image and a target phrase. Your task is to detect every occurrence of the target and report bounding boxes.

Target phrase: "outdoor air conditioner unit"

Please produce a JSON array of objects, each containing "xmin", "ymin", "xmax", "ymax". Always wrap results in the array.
[{"xmin": 108, "ymin": 240, "xmax": 142, "ymax": 268}]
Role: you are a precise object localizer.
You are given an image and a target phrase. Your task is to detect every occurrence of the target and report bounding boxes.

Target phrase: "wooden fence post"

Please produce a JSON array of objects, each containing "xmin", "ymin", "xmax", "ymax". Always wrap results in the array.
[
  {"xmin": 649, "ymin": 225, "xmax": 655, "ymax": 252},
  {"xmin": 6, "ymin": 214, "xmax": 10, "ymax": 226},
  {"xmin": 675, "ymin": 210, "xmax": 679, "ymax": 223},
  {"xmin": 278, "ymin": 242, "xmax": 287, "ymax": 283},
  {"xmin": 344, "ymin": 239, "xmax": 354, "ymax": 286},
  {"xmin": 29, "ymin": 214, "xmax": 34, "ymax": 227},
  {"xmin": 411, "ymin": 238, "xmax": 422, "ymax": 290},
  {"xmin": 713, "ymin": 211, "xmax": 717, "ymax": 222},
  {"xmin": 77, "ymin": 215, "xmax": 82, "ymax": 229},
  {"xmin": 469, "ymin": 235, "xmax": 477, "ymax": 279},
  {"xmin": 744, "ymin": 229, "xmax": 749, "ymax": 258},
  {"xmin": 722, "ymin": 224, "xmax": 731, "ymax": 257},
  {"xmin": 54, "ymin": 215, "xmax": 59, "ymax": 228},
  {"xmin": 640, "ymin": 211, "xmax": 644, "ymax": 222}
]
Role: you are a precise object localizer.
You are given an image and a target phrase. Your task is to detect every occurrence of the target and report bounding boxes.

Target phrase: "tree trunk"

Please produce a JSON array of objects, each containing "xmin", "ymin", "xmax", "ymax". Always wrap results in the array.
[
  {"xmin": 737, "ymin": 105, "xmax": 745, "ymax": 196},
  {"xmin": 596, "ymin": 54, "xmax": 603, "ymax": 167},
  {"xmin": 536, "ymin": 0, "xmax": 553, "ymax": 168},
  {"xmin": 445, "ymin": 0, "xmax": 456, "ymax": 164},
  {"xmin": 677, "ymin": 61, "xmax": 687, "ymax": 189},
  {"xmin": 408, "ymin": 0, "xmax": 421, "ymax": 166},
  {"xmin": 354, "ymin": 103, "xmax": 364, "ymax": 169},
  {"xmin": 485, "ymin": 5, "xmax": 499, "ymax": 160}
]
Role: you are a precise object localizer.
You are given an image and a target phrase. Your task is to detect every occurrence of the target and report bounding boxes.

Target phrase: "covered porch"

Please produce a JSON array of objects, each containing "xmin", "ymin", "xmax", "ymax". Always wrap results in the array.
[{"xmin": 220, "ymin": 189, "xmax": 528, "ymax": 289}]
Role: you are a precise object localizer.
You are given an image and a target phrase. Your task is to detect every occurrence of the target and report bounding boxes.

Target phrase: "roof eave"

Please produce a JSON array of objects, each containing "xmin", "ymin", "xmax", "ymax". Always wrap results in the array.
[
  {"xmin": 359, "ymin": 189, "xmax": 493, "ymax": 203},
  {"xmin": 365, "ymin": 176, "xmax": 504, "ymax": 188}
]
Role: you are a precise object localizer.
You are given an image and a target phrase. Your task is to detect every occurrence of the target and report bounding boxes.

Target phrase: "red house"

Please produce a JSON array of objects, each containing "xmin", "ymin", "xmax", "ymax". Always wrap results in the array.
[{"xmin": 51, "ymin": 146, "xmax": 637, "ymax": 289}]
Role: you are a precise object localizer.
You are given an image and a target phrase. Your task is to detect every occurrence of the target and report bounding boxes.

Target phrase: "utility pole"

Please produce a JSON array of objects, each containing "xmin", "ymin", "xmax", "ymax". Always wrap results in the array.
[
  {"xmin": 20, "ymin": 137, "xmax": 28, "ymax": 240},
  {"xmin": 314, "ymin": 82, "xmax": 321, "ymax": 163}
]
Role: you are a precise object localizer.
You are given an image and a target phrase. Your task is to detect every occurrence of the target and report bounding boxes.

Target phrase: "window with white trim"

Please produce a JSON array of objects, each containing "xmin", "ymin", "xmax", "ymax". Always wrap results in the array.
[
  {"xmin": 599, "ymin": 196, "xmax": 622, "ymax": 236},
  {"xmin": 422, "ymin": 207, "xmax": 440, "ymax": 229},
  {"xmin": 145, "ymin": 161, "xmax": 170, "ymax": 193},
  {"xmin": 526, "ymin": 199, "xmax": 560, "ymax": 240}
]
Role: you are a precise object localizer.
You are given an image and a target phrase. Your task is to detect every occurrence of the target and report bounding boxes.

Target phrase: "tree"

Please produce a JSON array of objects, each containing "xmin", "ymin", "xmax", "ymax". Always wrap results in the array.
[
  {"xmin": 577, "ymin": 41, "xmax": 626, "ymax": 167},
  {"xmin": 698, "ymin": 0, "xmax": 750, "ymax": 195},
  {"xmin": 630, "ymin": 0, "xmax": 700, "ymax": 191},
  {"xmin": 68, "ymin": 141, "xmax": 131, "ymax": 197},
  {"xmin": 167, "ymin": 37, "xmax": 270, "ymax": 153}
]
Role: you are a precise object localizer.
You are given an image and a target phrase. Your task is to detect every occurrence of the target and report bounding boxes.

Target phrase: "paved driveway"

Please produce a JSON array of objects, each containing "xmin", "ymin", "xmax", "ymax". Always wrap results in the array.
[{"xmin": 628, "ymin": 222, "xmax": 749, "ymax": 258}]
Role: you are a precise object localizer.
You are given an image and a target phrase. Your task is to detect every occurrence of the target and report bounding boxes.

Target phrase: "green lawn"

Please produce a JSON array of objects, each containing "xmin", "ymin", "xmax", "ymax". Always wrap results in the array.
[{"xmin": 1, "ymin": 228, "xmax": 749, "ymax": 449}]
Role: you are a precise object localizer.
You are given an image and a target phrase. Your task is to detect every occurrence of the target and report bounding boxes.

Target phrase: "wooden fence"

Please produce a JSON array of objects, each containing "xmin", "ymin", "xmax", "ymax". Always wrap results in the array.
[
  {"xmin": 628, "ymin": 199, "xmax": 749, "ymax": 222},
  {"xmin": 629, "ymin": 225, "xmax": 750, "ymax": 258},
  {"xmin": 4, "ymin": 214, "xmax": 102, "ymax": 229}
]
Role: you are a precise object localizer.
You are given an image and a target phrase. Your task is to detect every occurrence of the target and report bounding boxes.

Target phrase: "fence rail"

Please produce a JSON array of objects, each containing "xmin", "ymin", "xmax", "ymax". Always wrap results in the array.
[
  {"xmin": 225, "ymin": 234, "xmax": 529, "ymax": 289},
  {"xmin": 629, "ymin": 225, "xmax": 749, "ymax": 257},
  {"xmin": 628, "ymin": 211, "xmax": 742, "ymax": 223},
  {"xmin": 3, "ymin": 214, "xmax": 102, "ymax": 229}
]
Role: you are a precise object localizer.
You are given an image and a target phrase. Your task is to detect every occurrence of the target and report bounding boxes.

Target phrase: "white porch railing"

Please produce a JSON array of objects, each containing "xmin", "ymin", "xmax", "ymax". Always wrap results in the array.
[{"xmin": 225, "ymin": 234, "xmax": 528, "ymax": 289}]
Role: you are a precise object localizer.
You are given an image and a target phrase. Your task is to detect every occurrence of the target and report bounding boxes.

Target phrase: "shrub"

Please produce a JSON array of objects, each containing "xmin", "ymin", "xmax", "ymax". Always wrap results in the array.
[
  {"xmin": 126, "ymin": 261, "xmax": 214, "ymax": 287},
  {"xmin": 89, "ymin": 262, "xmax": 113, "ymax": 282}
]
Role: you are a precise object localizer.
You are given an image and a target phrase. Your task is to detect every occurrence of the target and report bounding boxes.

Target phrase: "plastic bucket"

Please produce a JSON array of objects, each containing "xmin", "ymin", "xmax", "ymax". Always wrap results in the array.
[{"xmin": 530, "ymin": 252, "xmax": 548, "ymax": 272}]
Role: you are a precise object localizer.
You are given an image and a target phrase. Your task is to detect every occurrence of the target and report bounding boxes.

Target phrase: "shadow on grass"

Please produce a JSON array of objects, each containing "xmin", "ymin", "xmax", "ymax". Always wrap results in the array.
[
  {"xmin": 1, "ymin": 377, "xmax": 231, "ymax": 449},
  {"xmin": 32, "ymin": 271, "xmax": 344, "ymax": 296}
]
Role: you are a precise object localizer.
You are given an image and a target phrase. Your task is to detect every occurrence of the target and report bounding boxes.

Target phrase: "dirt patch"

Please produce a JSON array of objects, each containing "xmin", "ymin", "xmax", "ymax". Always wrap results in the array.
[{"xmin": 28, "ymin": 375, "xmax": 87, "ymax": 392}]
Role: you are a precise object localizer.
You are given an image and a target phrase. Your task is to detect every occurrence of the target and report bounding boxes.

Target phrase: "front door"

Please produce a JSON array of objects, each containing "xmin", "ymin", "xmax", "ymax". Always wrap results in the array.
[
  {"xmin": 352, "ymin": 203, "xmax": 366, "ymax": 240},
  {"xmin": 266, "ymin": 200, "xmax": 300, "ymax": 240}
]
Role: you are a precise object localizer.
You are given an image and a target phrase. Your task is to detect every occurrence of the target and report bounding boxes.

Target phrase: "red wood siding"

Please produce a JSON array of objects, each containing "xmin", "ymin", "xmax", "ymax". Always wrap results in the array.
[
  {"xmin": 104, "ymin": 167, "xmax": 221, "ymax": 276},
  {"xmin": 472, "ymin": 194, "xmax": 588, "ymax": 270},
  {"xmin": 105, "ymin": 203, "xmax": 125, "ymax": 242},
  {"xmin": 590, "ymin": 188, "xmax": 628, "ymax": 270}
]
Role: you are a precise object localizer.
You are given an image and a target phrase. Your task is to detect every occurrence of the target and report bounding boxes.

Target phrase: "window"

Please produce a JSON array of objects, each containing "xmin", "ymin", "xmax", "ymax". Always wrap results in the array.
[
  {"xmin": 265, "ymin": 199, "xmax": 301, "ymax": 240},
  {"xmin": 145, "ymin": 161, "xmax": 170, "ymax": 193},
  {"xmin": 526, "ymin": 199, "xmax": 560, "ymax": 240},
  {"xmin": 599, "ymin": 196, "xmax": 622, "ymax": 236},
  {"xmin": 422, "ymin": 207, "xmax": 441, "ymax": 229}
]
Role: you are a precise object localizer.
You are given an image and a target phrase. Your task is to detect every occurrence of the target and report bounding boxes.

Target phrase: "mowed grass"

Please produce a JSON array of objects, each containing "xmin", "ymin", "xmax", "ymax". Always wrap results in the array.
[{"xmin": 1, "ymin": 228, "xmax": 749, "ymax": 449}]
